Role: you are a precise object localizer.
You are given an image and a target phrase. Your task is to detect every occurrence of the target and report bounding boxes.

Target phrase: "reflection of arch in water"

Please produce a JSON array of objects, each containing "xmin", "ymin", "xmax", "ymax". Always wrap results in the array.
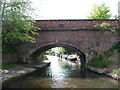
[{"xmin": 29, "ymin": 43, "xmax": 86, "ymax": 68}]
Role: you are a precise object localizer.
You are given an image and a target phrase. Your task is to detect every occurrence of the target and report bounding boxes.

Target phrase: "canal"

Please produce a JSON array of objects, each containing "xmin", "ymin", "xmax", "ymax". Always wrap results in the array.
[{"xmin": 3, "ymin": 56, "xmax": 118, "ymax": 88}]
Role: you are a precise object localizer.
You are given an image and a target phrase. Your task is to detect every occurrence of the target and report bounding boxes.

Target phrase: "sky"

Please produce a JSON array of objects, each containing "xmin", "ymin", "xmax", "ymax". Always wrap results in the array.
[{"xmin": 30, "ymin": 0, "xmax": 120, "ymax": 20}]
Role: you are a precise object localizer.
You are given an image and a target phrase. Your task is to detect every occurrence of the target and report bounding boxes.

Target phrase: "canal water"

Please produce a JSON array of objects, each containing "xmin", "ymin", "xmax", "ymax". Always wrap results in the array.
[{"xmin": 4, "ymin": 56, "xmax": 118, "ymax": 88}]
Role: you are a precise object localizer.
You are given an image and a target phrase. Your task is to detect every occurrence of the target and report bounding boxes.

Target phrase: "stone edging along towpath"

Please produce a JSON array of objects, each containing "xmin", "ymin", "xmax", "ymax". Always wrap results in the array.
[
  {"xmin": 86, "ymin": 66, "xmax": 120, "ymax": 80},
  {"xmin": 1, "ymin": 61, "xmax": 51, "ymax": 87}
]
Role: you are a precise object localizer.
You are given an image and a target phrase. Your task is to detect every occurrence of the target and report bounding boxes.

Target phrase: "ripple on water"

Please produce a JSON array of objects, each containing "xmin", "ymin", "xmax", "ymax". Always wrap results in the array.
[
  {"xmin": 3, "ymin": 56, "xmax": 119, "ymax": 88},
  {"xmin": 20, "ymin": 77, "xmax": 117, "ymax": 88}
]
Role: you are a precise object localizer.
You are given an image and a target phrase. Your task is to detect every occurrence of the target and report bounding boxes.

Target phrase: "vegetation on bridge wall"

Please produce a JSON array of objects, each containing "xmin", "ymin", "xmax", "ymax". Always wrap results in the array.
[
  {"xmin": 87, "ymin": 41, "xmax": 120, "ymax": 68},
  {"xmin": 35, "ymin": 20, "xmax": 118, "ymax": 30},
  {"xmin": 87, "ymin": 55, "xmax": 113, "ymax": 68},
  {"xmin": 87, "ymin": 15, "xmax": 120, "ymax": 68}
]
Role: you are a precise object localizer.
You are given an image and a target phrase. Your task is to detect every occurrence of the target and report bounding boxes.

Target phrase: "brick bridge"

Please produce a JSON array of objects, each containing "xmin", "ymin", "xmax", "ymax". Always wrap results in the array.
[{"xmin": 17, "ymin": 19, "xmax": 119, "ymax": 68}]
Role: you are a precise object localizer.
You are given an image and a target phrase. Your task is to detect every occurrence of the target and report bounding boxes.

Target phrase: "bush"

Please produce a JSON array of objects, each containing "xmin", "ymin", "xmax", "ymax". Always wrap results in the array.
[
  {"xmin": 94, "ymin": 22, "xmax": 111, "ymax": 28},
  {"xmin": 87, "ymin": 55, "xmax": 113, "ymax": 68}
]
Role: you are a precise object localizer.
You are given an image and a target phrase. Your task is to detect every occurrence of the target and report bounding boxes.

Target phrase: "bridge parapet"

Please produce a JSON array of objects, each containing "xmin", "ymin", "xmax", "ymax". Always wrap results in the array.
[{"xmin": 35, "ymin": 19, "xmax": 118, "ymax": 30}]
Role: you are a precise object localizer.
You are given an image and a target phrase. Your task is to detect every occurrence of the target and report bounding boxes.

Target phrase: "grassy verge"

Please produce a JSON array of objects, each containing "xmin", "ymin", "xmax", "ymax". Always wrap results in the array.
[
  {"xmin": 112, "ymin": 68, "xmax": 120, "ymax": 74},
  {"xmin": 0, "ymin": 62, "xmax": 21, "ymax": 70}
]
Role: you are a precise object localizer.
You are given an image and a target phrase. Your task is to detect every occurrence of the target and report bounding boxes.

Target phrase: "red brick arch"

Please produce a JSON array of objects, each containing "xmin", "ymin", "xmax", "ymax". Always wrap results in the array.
[
  {"xmin": 17, "ymin": 20, "xmax": 118, "ymax": 68},
  {"xmin": 29, "ymin": 43, "xmax": 86, "ymax": 67}
]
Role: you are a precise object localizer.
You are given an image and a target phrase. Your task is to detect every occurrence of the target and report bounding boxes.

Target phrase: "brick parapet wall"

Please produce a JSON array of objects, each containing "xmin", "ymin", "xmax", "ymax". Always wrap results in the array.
[{"xmin": 35, "ymin": 19, "xmax": 118, "ymax": 30}]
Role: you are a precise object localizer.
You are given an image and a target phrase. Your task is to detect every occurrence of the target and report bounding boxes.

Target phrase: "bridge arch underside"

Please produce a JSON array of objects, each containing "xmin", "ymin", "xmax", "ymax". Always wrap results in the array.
[{"xmin": 28, "ymin": 43, "xmax": 86, "ymax": 68}]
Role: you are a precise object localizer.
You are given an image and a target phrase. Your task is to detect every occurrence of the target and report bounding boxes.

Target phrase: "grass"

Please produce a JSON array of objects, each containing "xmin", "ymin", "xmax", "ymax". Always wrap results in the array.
[
  {"xmin": 87, "ymin": 56, "xmax": 113, "ymax": 68},
  {"xmin": 112, "ymin": 68, "xmax": 120, "ymax": 74},
  {"xmin": 0, "ymin": 62, "xmax": 21, "ymax": 70}
]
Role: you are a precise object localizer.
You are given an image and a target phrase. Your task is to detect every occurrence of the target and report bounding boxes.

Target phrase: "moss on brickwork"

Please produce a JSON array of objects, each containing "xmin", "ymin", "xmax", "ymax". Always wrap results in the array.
[
  {"xmin": 105, "ymin": 41, "xmax": 120, "ymax": 57},
  {"xmin": 87, "ymin": 42, "xmax": 120, "ymax": 68}
]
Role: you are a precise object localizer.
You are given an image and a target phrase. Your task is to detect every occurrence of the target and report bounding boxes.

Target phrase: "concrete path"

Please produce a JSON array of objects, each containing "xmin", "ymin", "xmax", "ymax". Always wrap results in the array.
[{"xmin": 1, "ymin": 61, "xmax": 51, "ymax": 84}]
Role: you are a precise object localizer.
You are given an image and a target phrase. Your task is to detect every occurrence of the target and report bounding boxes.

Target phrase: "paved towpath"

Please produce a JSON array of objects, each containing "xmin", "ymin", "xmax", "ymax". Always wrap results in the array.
[{"xmin": 0, "ymin": 61, "xmax": 51, "ymax": 86}]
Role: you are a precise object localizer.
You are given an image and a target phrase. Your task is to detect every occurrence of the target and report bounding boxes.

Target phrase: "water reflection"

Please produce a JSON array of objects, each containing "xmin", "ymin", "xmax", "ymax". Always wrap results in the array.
[
  {"xmin": 46, "ymin": 55, "xmax": 82, "ymax": 78},
  {"xmin": 48, "ymin": 56, "xmax": 65, "ymax": 78},
  {"xmin": 3, "ymin": 55, "xmax": 118, "ymax": 88}
]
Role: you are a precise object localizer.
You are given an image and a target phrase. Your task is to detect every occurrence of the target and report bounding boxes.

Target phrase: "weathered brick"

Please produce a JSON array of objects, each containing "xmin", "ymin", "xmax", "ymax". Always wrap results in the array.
[{"xmin": 35, "ymin": 19, "xmax": 118, "ymax": 30}]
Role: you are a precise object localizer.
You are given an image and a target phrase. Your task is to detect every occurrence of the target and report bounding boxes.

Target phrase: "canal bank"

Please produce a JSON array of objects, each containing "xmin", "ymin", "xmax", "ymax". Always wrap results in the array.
[
  {"xmin": 60, "ymin": 56, "xmax": 120, "ymax": 80},
  {"xmin": 1, "ymin": 61, "xmax": 51, "ymax": 87},
  {"xmin": 86, "ymin": 66, "xmax": 120, "ymax": 80},
  {"xmin": 2, "ymin": 56, "xmax": 118, "ymax": 88}
]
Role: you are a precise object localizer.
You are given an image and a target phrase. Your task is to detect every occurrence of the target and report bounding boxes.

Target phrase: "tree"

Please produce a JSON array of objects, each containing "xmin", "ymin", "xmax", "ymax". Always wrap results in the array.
[
  {"xmin": 57, "ymin": 47, "xmax": 76, "ymax": 55},
  {"xmin": 1, "ymin": 0, "xmax": 40, "ymax": 52},
  {"xmin": 88, "ymin": 3, "xmax": 112, "ymax": 19}
]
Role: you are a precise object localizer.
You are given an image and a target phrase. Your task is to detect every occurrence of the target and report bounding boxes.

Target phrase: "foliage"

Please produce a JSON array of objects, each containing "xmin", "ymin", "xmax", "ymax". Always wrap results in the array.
[
  {"xmin": 37, "ymin": 52, "xmax": 48, "ymax": 62},
  {"xmin": 2, "ymin": 43, "xmax": 17, "ymax": 53},
  {"xmin": 105, "ymin": 41, "xmax": 120, "ymax": 57},
  {"xmin": 2, "ymin": 0, "xmax": 40, "ymax": 52},
  {"xmin": 45, "ymin": 49, "xmax": 55, "ymax": 55},
  {"xmin": 57, "ymin": 47, "xmax": 76, "ymax": 55},
  {"xmin": 87, "ymin": 55, "xmax": 113, "ymax": 68},
  {"xmin": 112, "ymin": 68, "xmax": 120, "ymax": 74},
  {"xmin": 57, "ymin": 47, "xmax": 66, "ymax": 55},
  {"xmin": 88, "ymin": 42, "xmax": 120, "ymax": 68},
  {"xmin": 94, "ymin": 22, "xmax": 111, "ymax": 28},
  {"xmin": 88, "ymin": 3, "xmax": 112, "ymax": 19}
]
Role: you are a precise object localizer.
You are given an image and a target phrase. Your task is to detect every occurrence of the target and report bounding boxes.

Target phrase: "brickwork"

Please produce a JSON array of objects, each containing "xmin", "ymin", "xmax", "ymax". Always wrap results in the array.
[
  {"xmin": 15, "ymin": 19, "xmax": 119, "ymax": 67},
  {"xmin": 35, "ymin": 19, "xmax": 118, "ymax": 30},
  {"xmin": 17, "ymin": 30, "xmax": 119, "ymax": 67}
]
